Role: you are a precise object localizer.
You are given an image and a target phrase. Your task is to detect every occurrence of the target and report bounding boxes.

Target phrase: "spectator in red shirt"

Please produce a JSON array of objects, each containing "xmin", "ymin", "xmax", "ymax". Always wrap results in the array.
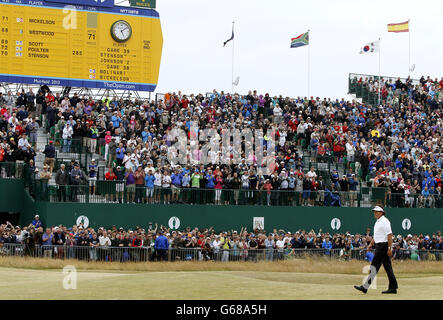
[
  {"xmin": 181, "ymin": 95, "xmax": 189, "ymax": 108},
  {"xmin": 105, "ymin": 167, "xmax": 117, "ymax": 202}
]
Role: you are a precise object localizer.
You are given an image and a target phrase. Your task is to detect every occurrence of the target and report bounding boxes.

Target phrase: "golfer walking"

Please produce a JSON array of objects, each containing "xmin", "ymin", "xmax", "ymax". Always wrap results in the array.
[{"xmin": 354, "ymin": 206, "xmax": 398, "ymax": 294}]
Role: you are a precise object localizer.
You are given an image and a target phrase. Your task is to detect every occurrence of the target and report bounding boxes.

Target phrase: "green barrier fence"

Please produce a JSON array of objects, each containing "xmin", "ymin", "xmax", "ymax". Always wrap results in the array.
[{"xmin": 0, "ymin": 179, "xmax": 441, "ymax": 234}]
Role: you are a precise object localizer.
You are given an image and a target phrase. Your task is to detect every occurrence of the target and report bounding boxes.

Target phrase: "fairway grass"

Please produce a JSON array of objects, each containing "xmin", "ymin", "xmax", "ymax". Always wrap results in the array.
[
  {"xmin": 1, "ymin": 268, "xmax": 443, "ymax": 300},
  {"xmin": 0, "ymin": 257, "xmax": 442, "ymax": 300}
]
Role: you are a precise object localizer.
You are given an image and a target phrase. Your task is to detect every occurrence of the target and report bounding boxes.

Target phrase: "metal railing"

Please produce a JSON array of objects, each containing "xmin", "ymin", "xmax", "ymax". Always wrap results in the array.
[
  {"xmin": 43, "ymin": 137, "xmax": 98, "ymax": 174},
  {"xmin": 2, "ymin": 165, "xmax": 441, "ymax": 209},
  {"xmin": 2, "ymin": 244, "xmax": 441, "ymax": 262},
  {"xmin": 348, "ymin": 73, "xmax": 421, "ymax": 105},
  {"xmin": 28, "ymin": 181, "xmax": 443, "ymax": 208},
  {"xmin": 349, "ymin": 73, "xmax": 420, "ymax": 87},
  {"xmin": 0, "ymin": 161, "xmax": 34, "ymax": 188}
]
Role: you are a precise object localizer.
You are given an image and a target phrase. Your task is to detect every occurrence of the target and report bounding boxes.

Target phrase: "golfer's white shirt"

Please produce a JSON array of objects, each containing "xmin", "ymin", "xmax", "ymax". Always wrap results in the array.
[{"xmin": 374, "ymin": 215, "xmax": 392, "ymax": 243}]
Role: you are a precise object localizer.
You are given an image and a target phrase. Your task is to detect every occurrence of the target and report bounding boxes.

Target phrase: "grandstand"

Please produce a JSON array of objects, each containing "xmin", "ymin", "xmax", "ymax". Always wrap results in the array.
[{"xmin": 0, "ymin": 71, "xmax": 442, "ymax": 237}]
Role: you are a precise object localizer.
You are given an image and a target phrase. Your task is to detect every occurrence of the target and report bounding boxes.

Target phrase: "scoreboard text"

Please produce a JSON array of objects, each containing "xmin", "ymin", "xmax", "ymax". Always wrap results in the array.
[{"xmin": 0, "ymin": 0, "xmax": 163, "ymax": 91}]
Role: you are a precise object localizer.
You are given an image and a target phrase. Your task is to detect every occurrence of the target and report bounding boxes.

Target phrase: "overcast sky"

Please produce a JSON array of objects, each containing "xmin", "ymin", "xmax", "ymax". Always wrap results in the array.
[{"xmin": 133, "ymin": 0, "xmax": 443, "ymax": 99}]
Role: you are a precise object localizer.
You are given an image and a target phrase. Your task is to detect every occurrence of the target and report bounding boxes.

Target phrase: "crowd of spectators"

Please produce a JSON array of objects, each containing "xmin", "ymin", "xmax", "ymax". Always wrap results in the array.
[
  {"xmin": 0, "ymin": 216, "xmax": 442, "ymax": 262},
  {"xmin": 0, "ymin": 74, "xmax": 442, "ymax": 207}
]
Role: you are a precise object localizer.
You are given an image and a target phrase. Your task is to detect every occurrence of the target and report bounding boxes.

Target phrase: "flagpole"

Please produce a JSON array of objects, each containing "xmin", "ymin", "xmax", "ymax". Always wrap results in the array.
[
  {"xmin": 408, "ymin": 19, "xmax": 411, "ymax": 77},
  {"xmin": 307, "ymin": 29, "xmax": 310, "ymax": 99},
  {"xmin": 231, "ymin": 21, "xmax": 235, "ymax": 94},
  {"xmin": 378, "ymin": 37, "xmax": 381, "ymax": 106}
]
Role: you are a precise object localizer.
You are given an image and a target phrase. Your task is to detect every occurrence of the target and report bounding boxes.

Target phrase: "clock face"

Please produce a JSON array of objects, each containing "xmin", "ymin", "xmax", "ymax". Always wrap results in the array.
[{"xmin": 111, "ymin": 20, "xmax": 132, "ymax": 42}]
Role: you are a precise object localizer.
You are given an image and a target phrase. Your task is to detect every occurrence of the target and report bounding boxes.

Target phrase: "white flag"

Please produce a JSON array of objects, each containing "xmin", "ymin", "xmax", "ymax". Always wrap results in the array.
[{"xmin": 359, "ymin": 40, "xmax": 380, "ymax": 54}]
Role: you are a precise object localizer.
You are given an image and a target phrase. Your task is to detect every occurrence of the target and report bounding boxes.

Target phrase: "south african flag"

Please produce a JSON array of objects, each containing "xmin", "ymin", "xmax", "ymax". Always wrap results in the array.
[{"xmin": 290, "ymin": 31, "xmax": 309, "ymax": 48}]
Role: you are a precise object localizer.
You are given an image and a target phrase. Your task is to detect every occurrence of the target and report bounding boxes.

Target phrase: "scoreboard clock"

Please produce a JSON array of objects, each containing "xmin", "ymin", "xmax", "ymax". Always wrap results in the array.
[{"xmin": 110, "ymin": 20, "xmax": 132, "ymax": 43}]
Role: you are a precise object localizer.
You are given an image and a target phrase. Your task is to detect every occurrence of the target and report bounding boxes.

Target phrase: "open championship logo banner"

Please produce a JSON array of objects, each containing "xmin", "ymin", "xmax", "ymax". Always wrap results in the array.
[
  {"xmin": 76, "ymin": 215, "xmax": 89, "ymax": 228},
  {"xmin": 330, "ymin": 218, "xmax": 341, "ymax": 230},
  {"xmin": 168, "ymin": 216, "xmax": 180, "ymax": 230},
  {"xmin": 402, "ymin": 218, "xmax": 412, "ymax": 230}
]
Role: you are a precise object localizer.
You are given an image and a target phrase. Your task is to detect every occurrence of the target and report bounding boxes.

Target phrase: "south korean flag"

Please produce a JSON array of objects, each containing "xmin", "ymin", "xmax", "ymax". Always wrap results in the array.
[{"xmin": 359, "ymin": 40, "xmax": 380, "ymax": 54}]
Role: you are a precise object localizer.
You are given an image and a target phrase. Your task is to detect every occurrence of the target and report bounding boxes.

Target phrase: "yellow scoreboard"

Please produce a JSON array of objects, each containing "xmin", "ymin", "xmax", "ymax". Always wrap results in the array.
[{"xmin": 0, "ymin": 0, "xmax": 163, "ymax": 91}]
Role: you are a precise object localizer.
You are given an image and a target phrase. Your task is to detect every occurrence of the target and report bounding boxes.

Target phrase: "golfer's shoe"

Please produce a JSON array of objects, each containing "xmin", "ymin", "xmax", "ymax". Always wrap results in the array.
[
  {"xmin": 381, "ymin": 289, "xmax": 397, "ymax": 294},
  {"xmin": 354, "ymin": 285, "xmax": 368, "ymax": 294}
]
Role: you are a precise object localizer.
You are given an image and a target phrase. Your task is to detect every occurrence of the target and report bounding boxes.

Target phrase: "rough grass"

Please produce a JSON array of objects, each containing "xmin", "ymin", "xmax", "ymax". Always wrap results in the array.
[{"xmin": 1, "ymin": 256, "xmax": 442, "ymax": 275}]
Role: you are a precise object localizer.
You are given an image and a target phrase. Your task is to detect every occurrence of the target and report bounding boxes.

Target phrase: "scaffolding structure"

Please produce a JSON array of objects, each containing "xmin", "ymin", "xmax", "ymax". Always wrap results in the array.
[{"xmin": 0, "ymin": 82, "xmax": 152, "ymax": 101}]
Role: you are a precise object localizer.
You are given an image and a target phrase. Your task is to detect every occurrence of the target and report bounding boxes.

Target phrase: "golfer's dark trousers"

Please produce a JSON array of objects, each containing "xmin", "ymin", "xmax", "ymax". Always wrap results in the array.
[{"xmin": 364, "ymin": 242, "xmax": 398, "ymax": 290}]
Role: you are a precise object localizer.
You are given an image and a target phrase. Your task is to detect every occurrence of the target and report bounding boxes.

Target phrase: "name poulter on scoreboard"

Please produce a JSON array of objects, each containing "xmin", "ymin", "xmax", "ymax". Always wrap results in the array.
[{"xmin": 28, "ymin": 41, "xmax": 49, "ymax": 58}]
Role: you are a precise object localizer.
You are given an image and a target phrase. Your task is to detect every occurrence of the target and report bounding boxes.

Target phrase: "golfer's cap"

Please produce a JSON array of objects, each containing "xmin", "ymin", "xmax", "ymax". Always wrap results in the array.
[
  {"xmin": 372, "ymin": 206, "xmax": 384, "ymax": 212},
  {"xmin": 91, "ymin": 159, "xmax": 95, "ymax": 162},
  {"xmin": 35, "ymin": 214, "xmax": 39, "ymax": 218},
  {"xmin": 407, "ymin": 234, "xmax": 412, "ymax": 238}
]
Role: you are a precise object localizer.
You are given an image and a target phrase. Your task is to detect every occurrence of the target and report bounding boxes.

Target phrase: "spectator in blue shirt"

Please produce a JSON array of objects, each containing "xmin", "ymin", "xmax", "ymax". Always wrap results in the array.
[
  {"xmin": 348, "ymin": 174, "xmax": 359, "ymax": 207},
  {"xmin": 111, "ymin": 112, "xmax": 122, "ymax": 128},
  {"xmin": 116, "ymin": 143, "xmax": 126, "ymax": 167},
  {"xmin": 144, "ymin": 170, "xmax": 155, "ymax": 204},
  {"xmin": 420, "ymin": 186, "xmax": 431, "ymax": 208},
  {"xmin": 141, "ymin": 127, "xmax": 149, "ymax": 143},
  {"xmin": 170, "ymin": 169, "xmax": 183, "ymax": 203},
  {"xmin": 154, "ymin": 232, "xmax": 169, "ymax": 261},
  {"xmin": 395, "ymin": 156, "xmax": 403, "ymax": 169},
  {"xmin": 322, "ymin": 237, "xmax": 333, "ymax": 255},
  {"xmin": 31, "ymin": 215, "xmax": 42, "ymax": 229},
  {"xmin": 42, "ymin": 228, "xmax": 54, "ymax": 258}
]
